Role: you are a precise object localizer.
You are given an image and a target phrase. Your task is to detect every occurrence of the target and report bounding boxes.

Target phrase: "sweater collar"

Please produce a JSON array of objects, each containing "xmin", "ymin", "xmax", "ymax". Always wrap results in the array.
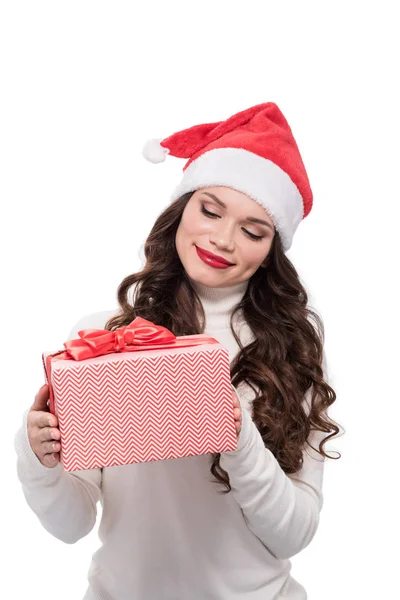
[{"xmin": 188, "ymin": 276, "xmax": 249, "ymax": 330}]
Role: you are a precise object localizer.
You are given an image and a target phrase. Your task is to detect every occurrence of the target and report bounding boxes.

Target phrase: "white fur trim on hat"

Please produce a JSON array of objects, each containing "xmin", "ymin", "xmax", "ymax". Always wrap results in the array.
[{"xmin": 170, "ymin": 147, "xmax": 304, "ymax": 252}]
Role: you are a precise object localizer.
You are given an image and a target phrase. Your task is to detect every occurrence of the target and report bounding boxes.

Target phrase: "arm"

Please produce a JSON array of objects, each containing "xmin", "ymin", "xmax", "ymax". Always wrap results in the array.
[
  {"xmin": 220, "ymin": 356, "xmax": 330, "ymax": 561},
  {"xmin": 13, "ymin": 310, "xmax": 115, "ymax": 544}
]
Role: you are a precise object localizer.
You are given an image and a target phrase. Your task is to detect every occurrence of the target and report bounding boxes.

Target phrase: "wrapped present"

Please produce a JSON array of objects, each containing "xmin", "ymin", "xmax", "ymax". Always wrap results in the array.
[{"xmin": 42, "ymin": 316, "xmax": 238, "ymax": 472}]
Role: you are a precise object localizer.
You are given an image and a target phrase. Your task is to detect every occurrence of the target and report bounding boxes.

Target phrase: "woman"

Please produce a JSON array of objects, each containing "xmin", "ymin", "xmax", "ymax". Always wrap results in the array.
[{"xmin": 14, "ymin": 101, "xmax": 342, "ymax": 600}]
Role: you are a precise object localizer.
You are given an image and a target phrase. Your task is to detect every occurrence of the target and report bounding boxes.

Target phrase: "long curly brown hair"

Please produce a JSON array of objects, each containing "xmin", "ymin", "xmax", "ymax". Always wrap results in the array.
[{"xmin": 105, "ymin": 191, "xmax": 342, "ymax": 493}]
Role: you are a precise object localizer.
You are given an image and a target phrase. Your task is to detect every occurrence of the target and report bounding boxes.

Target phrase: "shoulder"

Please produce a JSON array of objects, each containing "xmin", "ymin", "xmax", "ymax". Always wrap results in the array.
[{"xmin": 66, "ymin": 309, "xmax": 118, "ymax": 341}]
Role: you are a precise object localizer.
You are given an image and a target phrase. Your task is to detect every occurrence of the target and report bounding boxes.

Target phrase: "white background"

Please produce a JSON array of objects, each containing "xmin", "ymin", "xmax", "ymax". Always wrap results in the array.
[{"xmin": 2, "ymin": 2, "xmax": 399, "ymax": 599}]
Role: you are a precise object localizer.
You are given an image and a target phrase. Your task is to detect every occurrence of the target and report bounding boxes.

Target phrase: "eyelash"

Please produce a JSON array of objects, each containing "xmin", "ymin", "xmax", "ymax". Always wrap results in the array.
[{"xmin": 200, "ymin": 204, "xmax": 265, "ymax": 242}]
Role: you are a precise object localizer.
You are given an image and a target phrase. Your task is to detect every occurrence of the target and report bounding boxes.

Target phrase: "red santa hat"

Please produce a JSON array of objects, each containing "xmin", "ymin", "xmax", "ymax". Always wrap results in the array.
[{"xmin": 142, "ymin": 101, "xmax": 313, "ymax": 252}]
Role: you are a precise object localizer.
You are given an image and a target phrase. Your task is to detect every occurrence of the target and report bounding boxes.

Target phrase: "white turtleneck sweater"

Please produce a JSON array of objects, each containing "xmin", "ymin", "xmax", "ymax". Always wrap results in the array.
[{"xmin": 14, "ymin": 278, "xmax": 327, "ymax": 600}]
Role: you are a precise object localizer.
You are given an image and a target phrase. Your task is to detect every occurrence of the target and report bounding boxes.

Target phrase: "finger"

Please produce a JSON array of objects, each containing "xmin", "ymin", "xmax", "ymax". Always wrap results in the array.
[
  {"xmin": 31, "ymin": 384, "xmax": 50, "ymax": 412},
  {"xmin": 42, "ymin": 453, "xmax": 60, "ymax": 468},
  {"xmin": 233, "ymin": 408, "xmax": 242, "ymax": 421},
  {"xmin": 39, "ymin": 426, "xmax": 60, "ymax": 442},
  {"xmin": 42, "ymin": 440, "xmax": 61, "ymax": 455},
  {"xmin": 232, "ymin": 391, "xmax": 242, "ymax": 410},
  {"xmin": 30, "ymin": 410, "xmax": 58, "ymax": 429}
]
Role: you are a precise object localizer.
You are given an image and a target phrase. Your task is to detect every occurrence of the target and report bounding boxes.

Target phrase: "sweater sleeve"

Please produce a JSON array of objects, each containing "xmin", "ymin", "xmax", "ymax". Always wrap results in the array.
[
  {"xmin": 13, "ymin": 310, "xmax": 116, "ymax": 544},
  {"xmin": 220, "ymin": 356, "xmax": 331, "ymax": 561}
]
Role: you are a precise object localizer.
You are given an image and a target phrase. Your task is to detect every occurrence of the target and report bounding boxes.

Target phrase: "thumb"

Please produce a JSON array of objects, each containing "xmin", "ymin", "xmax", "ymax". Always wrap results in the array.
[{"xmin": 30, "ymin": 383, "xmax": 50, "ymax": 412}]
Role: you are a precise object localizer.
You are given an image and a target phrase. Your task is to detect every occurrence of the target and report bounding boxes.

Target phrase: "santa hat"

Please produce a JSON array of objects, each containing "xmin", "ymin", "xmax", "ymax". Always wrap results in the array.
[{"xmin": 142, "ymin": 101, "xmax": 313, "ymax": 252}]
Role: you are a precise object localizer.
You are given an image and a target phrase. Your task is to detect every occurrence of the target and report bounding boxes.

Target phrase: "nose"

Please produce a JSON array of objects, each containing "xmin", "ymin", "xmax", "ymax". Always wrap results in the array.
[{"xmin": 209, "ymin": 221, "xmax": 235, "ymax": 251}]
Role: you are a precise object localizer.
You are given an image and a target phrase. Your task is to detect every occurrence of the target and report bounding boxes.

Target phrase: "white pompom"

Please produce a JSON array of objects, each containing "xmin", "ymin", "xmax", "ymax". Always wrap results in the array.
[{"xmin": 142, "ymin": 138, "xmax": 169, "ymax": 163}]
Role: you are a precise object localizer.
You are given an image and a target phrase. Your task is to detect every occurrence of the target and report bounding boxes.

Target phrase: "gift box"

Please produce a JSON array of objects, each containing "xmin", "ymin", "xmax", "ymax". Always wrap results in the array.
[{"xmin": 42, "ymin": 316, "xmax": 238, "ymax": 472}]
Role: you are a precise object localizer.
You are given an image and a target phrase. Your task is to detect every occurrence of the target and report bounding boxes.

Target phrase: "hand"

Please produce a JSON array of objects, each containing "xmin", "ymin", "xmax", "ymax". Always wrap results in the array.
[
  {"xmin": 27, "ymin": 384, "xmax": 61, "ymax": 468},
  {"xmin": 232, "ymin": 388, "xmax": 242, "ymax": 439}
]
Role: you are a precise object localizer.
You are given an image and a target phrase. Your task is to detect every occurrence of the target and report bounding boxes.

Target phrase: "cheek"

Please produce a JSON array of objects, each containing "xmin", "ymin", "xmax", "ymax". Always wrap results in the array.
[
  {"xmin": 176, "ymin": 214, "xmax": 198, "ymax": 251},
  {"xmin": 244, "ymin": 243, "xmax": 271, "ymax": 266},
  {"xmin": 180, "ymin": 209, "xmax": 208, "ymax": 236}
]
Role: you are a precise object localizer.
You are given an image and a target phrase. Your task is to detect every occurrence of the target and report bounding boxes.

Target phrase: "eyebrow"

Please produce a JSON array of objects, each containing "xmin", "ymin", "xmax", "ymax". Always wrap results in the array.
[{"xmin": 201, "ymin": 192, "xmax": 274, "ymax": 230}]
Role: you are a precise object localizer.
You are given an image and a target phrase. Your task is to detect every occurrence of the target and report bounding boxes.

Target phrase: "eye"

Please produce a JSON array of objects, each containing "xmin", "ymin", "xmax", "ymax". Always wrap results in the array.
[{"xmin": 200, "ymin": 204, "xmax": 265, "ymax": 242}]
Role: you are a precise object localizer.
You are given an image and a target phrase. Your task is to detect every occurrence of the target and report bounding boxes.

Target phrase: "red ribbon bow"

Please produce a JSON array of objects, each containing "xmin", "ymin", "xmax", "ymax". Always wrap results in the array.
[{"xmin": 63, "ymin": 316, "xmax": 178, "ymax": 360}]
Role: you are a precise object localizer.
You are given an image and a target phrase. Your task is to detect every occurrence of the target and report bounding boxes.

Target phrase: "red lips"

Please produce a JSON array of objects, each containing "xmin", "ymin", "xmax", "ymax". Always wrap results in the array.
[{"xmin": 195, "ymin": 246, "xmax": 234, "ymax": 266}]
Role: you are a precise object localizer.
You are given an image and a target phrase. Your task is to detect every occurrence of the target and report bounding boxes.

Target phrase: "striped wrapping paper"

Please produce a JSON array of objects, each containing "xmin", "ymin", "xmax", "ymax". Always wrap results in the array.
[{"xmin": 42, "ymin": 338, "xmax": 238, "ymax": 471}]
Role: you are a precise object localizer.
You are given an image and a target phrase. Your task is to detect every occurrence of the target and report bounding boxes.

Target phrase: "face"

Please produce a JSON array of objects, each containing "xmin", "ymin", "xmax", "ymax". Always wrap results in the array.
[{"xmin": 175, "ymin": 186, "xmax": 275, "ymax": 287}]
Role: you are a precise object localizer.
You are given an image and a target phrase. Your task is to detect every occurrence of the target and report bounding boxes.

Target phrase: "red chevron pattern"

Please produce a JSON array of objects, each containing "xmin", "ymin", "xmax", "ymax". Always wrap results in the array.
[{"xmin": 49, "ymin": 344, "xmax": 238, "ymax": 471}]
